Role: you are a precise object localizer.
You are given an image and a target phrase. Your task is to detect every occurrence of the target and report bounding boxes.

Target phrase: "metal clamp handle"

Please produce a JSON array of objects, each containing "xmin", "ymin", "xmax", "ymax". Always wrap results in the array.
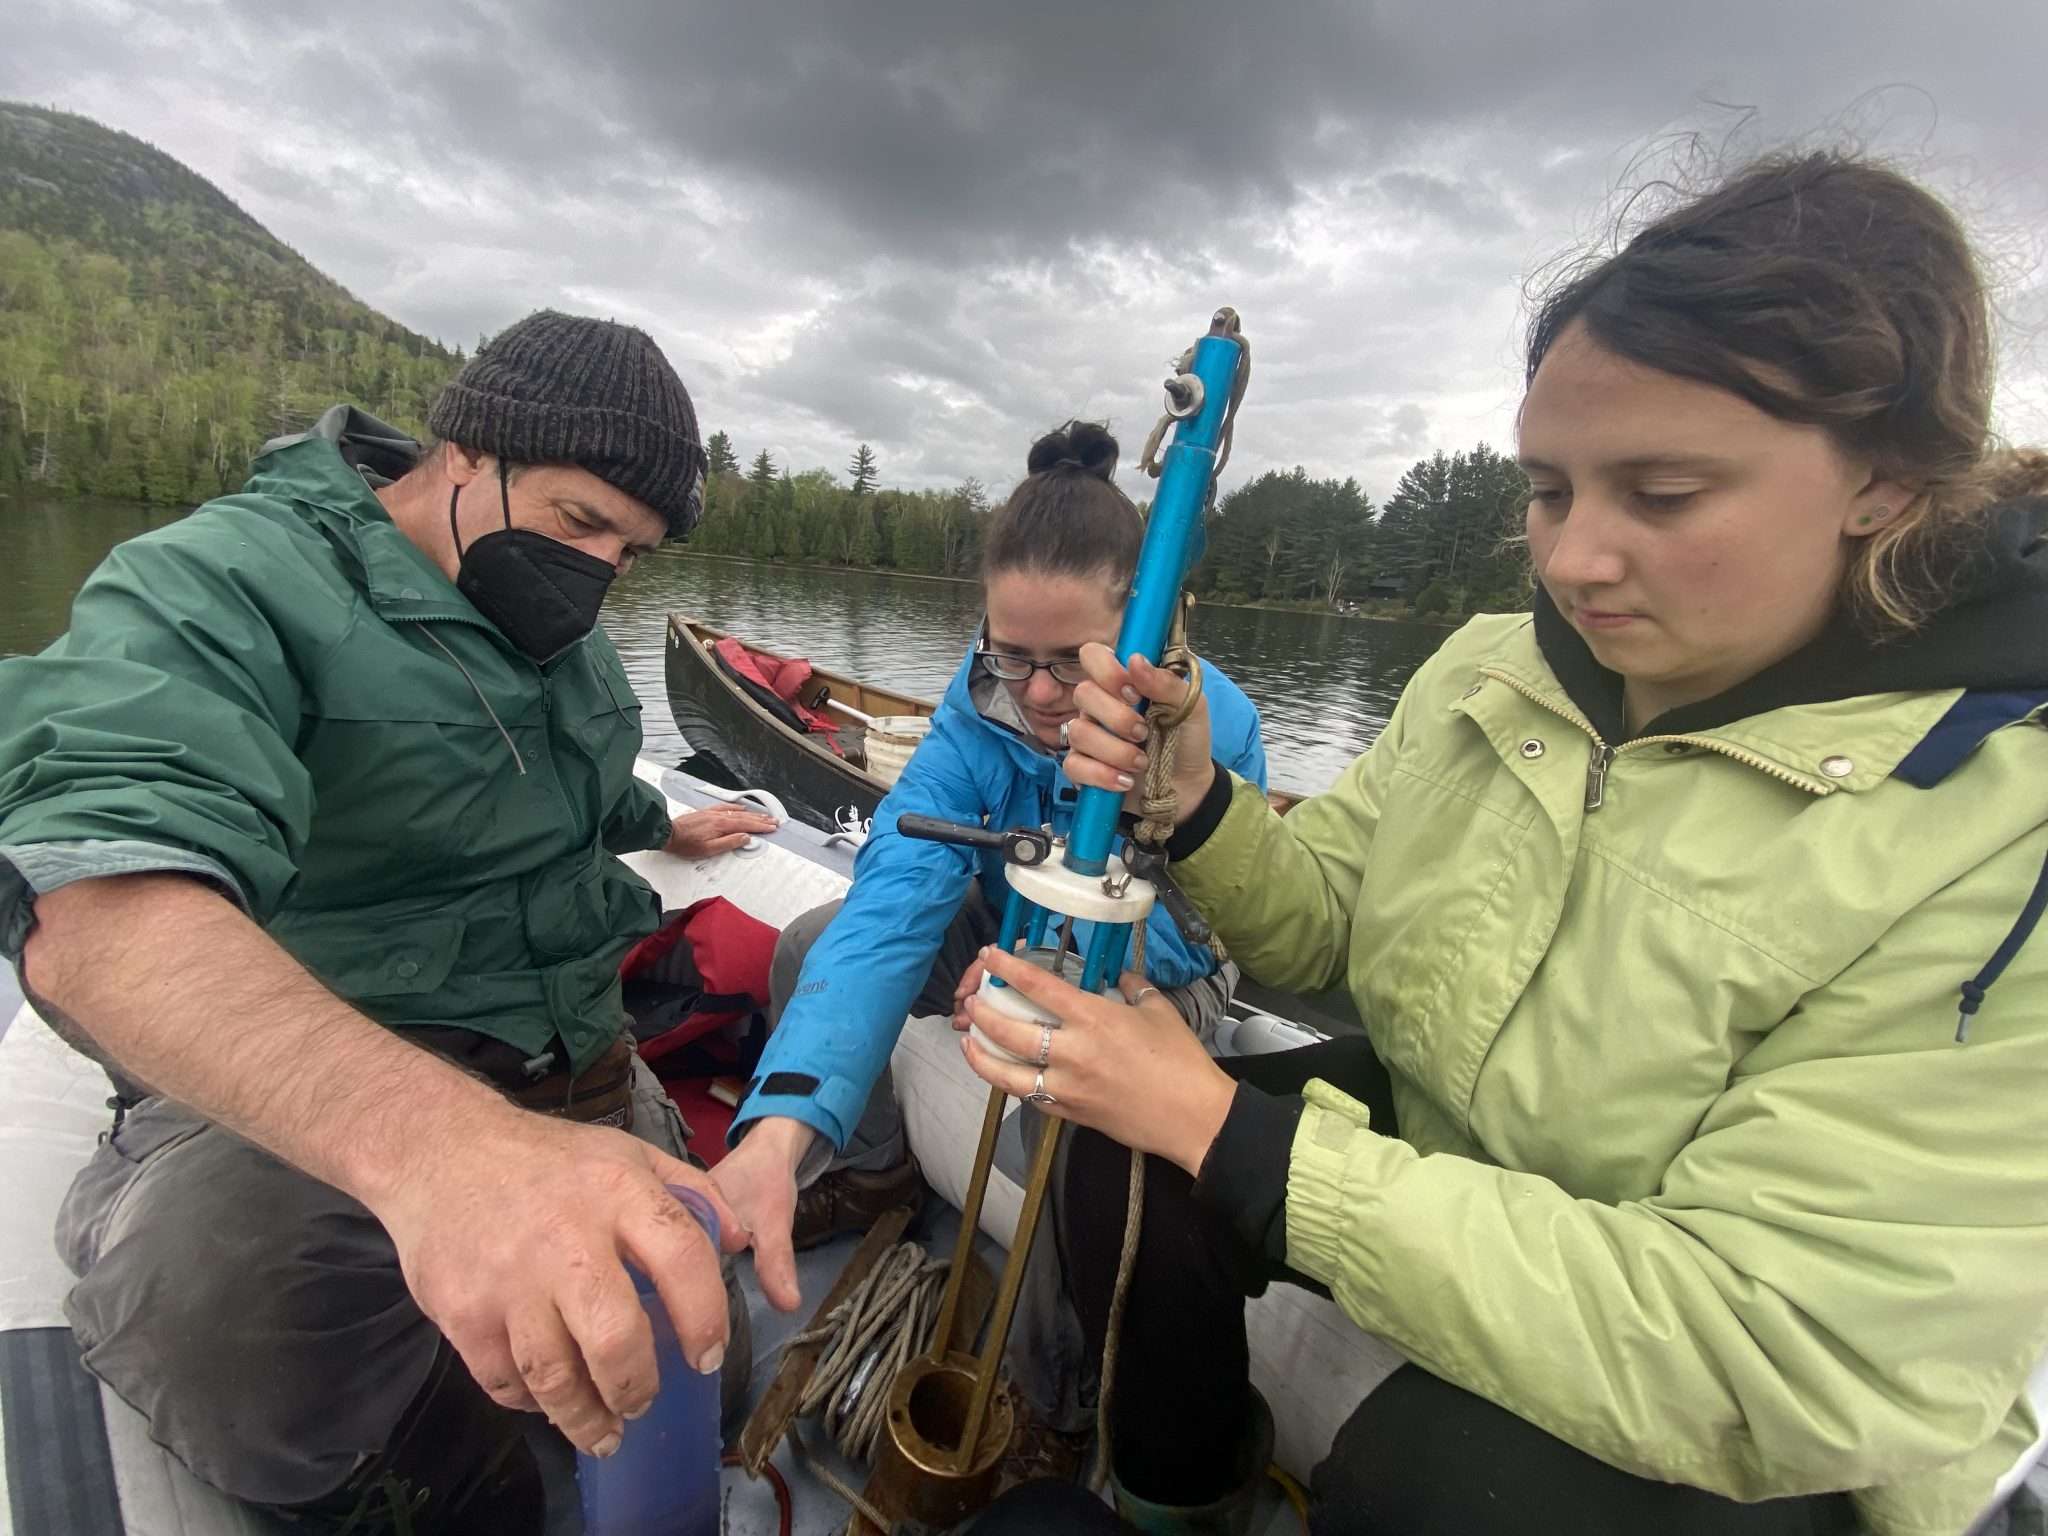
[
  {"xmin": 1122, "ymin": 844, "xmax": 1212, "ymax": 946},
  {"xmin": 896, "ymin": 813, "xmax": 1053, "ymax": 868}
]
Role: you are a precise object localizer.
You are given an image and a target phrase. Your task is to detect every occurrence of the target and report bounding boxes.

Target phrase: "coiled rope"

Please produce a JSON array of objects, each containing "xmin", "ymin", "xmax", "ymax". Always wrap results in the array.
[{"xmin": 767, "ymin": 1240, "xmax": 949, "ymax": 1534}]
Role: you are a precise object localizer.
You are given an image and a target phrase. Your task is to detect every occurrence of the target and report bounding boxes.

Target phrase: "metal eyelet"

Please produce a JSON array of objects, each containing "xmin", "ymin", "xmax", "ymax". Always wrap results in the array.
[
  {"xmin": 1819, "ymin": 755, "xmax": 1854, "ymax": 779},
  {"xmin": 1519, "ymin": 739, "xmax": 1546, "ymax": 760}
]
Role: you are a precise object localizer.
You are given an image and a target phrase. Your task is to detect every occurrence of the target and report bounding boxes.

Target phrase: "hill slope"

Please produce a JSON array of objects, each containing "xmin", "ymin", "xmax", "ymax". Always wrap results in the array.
[{"xmin": 0, "ymin": 103, "xmax": 456, "ymax": 502}]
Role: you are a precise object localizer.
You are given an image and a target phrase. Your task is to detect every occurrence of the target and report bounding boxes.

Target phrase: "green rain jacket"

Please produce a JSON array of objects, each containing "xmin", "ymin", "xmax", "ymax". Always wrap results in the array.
[
  {"xmin": 1179, "ymin": 502, "xmax": 2048, "ymax": 1535},
  {"xmin": 0, "ymin": 407, "xmax": 674, "ymax": 1075}
]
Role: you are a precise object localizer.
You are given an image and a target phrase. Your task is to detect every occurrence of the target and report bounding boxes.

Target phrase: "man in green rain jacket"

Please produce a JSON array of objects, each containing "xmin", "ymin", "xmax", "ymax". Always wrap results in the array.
[{"xmin": 0, "ymin": 312, "xmax": 775, "ymax": 1533}]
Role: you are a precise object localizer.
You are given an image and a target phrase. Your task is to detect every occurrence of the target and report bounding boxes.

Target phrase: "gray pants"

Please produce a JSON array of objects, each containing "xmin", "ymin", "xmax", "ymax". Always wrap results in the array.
[
  {"xmin": 53, "ymin": 1051, "xmax": 720, "ymax": 1509},
  {"xmin": 767, "ymin": 896, "xmax": 1235, "ymax": 1432}
]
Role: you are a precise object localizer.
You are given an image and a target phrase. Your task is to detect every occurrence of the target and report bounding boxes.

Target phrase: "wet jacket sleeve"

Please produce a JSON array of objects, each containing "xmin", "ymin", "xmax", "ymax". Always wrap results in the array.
[
  {"xmin": 603, "ymin": 777, "xmax": 675, "ymax": 855},
  {"xmin": 1260, "ymin": 833, "xmax": 2048, "ymax": 1524},
  {"xmin": 0, "ymin": 524, "xmax": 315, "ymax": 957},
  {"xmin": 730, "ymin": 716, "xmax": 985, "ymax": 1151}
]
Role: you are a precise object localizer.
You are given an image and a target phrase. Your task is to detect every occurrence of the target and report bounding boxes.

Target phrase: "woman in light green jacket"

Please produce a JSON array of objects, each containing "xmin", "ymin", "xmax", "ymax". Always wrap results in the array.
[{"xmin": 962, "ymin": 153, "xmax": 2048, "ymax": 1536}]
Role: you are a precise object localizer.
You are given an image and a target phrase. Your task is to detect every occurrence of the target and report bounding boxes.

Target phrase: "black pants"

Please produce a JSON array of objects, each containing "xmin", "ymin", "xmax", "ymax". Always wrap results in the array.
[{"xmin": 1023, "ymin": 1037, "xmax": 1860, "ymax": 1536}]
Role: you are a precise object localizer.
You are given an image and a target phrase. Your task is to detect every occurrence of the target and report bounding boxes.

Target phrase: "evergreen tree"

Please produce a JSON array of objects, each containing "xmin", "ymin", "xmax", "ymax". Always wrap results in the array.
[
  {"xmin": 848, "ymin": 442, "xmax": 878, "ymax": 496},
  {"xmin": 704, "ymin": 430, "xmax": 738, "ymax": 477}
]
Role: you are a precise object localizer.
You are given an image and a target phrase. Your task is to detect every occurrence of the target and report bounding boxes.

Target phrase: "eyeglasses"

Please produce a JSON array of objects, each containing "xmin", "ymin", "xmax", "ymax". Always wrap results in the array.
[{"xmin": 975, "ymin": 645, "xmax": 1089, "ymax": 686}]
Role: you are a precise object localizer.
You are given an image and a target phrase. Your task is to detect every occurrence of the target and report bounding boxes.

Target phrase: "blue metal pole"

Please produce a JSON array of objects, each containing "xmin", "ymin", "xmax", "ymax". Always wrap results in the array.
[
  {"xmin": 988, "ymin": 885, "xmax": 1030, "ymax": 990},
  {"xmin": 1063, "ymin": 329, "xmax": 1242, "ymax": 878},
  {"xmin": 1025, "ymin": 905, "xmax": 1052, "ymax": 951},
  {"xmin": 1078, "ymin": 920, "xmax": 1131, "ymax": 994}
]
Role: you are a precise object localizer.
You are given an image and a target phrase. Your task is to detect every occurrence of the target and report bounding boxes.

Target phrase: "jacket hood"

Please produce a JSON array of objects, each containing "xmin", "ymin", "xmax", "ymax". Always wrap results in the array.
[
  {"xmin": 942, "ymin": 644, "xmax": 1066, "ymax": 783},
  {"xmin": 258, "ymin": 403, "xmax": 423, "ymax": 489},
  {"xmin": 1538, "ymin": 497, "xmax": 2048, "ymax": 742}
]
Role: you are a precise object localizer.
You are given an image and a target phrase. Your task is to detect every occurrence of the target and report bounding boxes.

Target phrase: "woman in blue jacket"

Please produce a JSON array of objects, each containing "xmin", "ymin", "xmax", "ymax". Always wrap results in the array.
[{"xmin": 714, "ymin": 420, "xmax": 1267, "ymax": 1435}]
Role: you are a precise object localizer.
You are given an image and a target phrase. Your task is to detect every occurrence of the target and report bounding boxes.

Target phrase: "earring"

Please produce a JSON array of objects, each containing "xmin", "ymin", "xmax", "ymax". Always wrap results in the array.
[{"xmin": 1859, "ymin": 506, "xmax": 1891, "ymax": 528}]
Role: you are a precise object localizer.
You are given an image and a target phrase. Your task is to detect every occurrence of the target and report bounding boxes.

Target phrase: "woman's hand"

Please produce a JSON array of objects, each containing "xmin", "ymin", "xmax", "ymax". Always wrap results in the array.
[
  {"xmin": 1062, "ymin": 643, "xmax": 1215, "ymax": 826},
  {"xmin": 666, "ymin": 805, "xmax": 779, "ymax": 859},
  {"xmin": 951, "ymin": 954, "xmax": 987, "ymax": 1032},
  {"xmin": 959, "ymin": 945, "xmax": 1236, "ymax": 1177}
]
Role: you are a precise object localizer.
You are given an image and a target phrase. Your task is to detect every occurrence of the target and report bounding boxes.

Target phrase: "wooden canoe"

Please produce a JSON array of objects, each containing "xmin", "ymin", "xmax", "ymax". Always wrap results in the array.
[{"xmin": 664, "ymin": 613, "xmax": 1303, "ymax": 829}]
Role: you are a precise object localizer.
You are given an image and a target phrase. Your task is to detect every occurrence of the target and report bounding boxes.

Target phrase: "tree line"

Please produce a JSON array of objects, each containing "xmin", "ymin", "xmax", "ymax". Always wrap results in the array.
[
  {"xmin": 684, "ymin": 433, "xmax": 1534, "ymax": 618},
  {"xmin": 1193, "ymin": 445, "xmax": 1532, "ymax": 616},
  {"xmin": 685, "ymin": 433, "xmax": 998, "ymax": 580}
]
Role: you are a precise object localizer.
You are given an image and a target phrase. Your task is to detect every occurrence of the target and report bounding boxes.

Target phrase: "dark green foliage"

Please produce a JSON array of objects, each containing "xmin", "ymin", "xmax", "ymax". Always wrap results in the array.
[
  {"xmin": 1191, "ymin": 447, "xmax": 1531, "ymax": 618},
  {"xmin": 847, "ymin": 442, "xmax": 877, "ymax": 496},
  {"xmin": 0, "ymin": 102, "xmax": 457, "ymax": 503}
]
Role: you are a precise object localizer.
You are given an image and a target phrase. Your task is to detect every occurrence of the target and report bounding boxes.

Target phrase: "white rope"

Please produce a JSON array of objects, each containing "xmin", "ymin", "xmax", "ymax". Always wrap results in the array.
[{"xmin": 789, "ymin": 1241, "xmax": 949, "ymax": 1464}]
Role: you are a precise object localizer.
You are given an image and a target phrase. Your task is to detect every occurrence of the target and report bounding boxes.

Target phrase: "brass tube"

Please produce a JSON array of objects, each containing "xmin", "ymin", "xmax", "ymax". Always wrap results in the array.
[
  {"xmin": 950, "ymin": 1110, "xmax": 1065, "ymax": 1472},
  {"xmin": 926, "ymin": 1083, "xmax": 1008, "ymax": 1363}
]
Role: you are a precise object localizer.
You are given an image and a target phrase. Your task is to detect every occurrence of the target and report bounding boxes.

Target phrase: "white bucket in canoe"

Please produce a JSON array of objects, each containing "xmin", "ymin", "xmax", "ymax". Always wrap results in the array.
[{"xmin": 864, "ymin": 716, "xmax": 930, "ymax": 786}]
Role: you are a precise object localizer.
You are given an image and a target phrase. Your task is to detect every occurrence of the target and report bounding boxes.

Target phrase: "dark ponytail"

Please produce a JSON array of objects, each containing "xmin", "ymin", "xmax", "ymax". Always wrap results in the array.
[{"xmin": 983, "ymin": 420, "xmax": 1144, "ymax": 599}]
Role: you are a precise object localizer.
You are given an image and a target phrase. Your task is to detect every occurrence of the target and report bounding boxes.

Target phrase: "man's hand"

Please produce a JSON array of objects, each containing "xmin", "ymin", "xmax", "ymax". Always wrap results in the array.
[
  {"xmin": 372, "ymin": 1104, "xmax": 746, "ymax": 1458},
  {"xmin": 710, "ymin": 1116, "xmax": 815, "ymax": 1314},
  {"xmin": 27, "ymin": 875, "xmax": 754, "ymax": 1460},
  {"xmin": 666, "ymin": 805, "xmax": 779, "ymax": 859}
]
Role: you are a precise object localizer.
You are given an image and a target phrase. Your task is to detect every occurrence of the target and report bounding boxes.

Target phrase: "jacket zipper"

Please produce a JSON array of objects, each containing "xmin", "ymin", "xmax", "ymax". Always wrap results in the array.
[
  {"xmin": 1584, "ymin": 745, "xmax": 1614, "ymax": 812},
  {"xmin": 1476, "ymin": 668, "xmax": 1838, "ymax": 809}
]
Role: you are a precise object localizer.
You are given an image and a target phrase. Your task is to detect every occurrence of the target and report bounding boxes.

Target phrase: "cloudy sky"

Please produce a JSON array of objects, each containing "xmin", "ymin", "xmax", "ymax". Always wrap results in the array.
[{"xmin": 7, "ymin": 0, "xmax": 2046, "ymax": 502}]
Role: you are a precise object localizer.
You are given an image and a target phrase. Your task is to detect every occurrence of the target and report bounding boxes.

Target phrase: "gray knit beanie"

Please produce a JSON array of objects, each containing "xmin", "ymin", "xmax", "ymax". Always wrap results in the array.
[{"xmin": 427, "ymin": 310, "xmax": 706, "ymax": 538}]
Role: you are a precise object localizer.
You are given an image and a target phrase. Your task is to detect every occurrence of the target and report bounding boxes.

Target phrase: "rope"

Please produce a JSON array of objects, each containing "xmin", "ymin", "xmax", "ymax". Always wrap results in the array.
[
  {"xmin": 787, "ymin": 1420, "xmax": 899, "ymax": 1536},
  {"xmin": 1095, "ymin": 596, "xmax": 1221, "ymax": 1492},
  {"xmin": 792, "ymin": 1241, "xmax": 949, "ymax": 1462},
  {"xmin": 1090, "ymin": 1143, "xmax": 1146, "ymax": 1493},
  {"xmin": 750, "ymin": 1239, "xmax": 948, "ymax": 1535}
]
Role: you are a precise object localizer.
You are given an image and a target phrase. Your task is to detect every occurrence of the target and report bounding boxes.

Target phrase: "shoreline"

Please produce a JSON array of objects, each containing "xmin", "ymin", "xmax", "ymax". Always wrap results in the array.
[{"xmin": 660, "ymin": 550, "xmax": 1470, "ymax": 626}]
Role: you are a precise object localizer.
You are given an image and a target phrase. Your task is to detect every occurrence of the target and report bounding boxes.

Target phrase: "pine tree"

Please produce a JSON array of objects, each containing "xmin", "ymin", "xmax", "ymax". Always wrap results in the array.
[
  {"xmin": 705, "ymin": 430, "xmax": 739, "ymax": 477},
  {"xmin": 848, "ymin": 442, "xmax": 878, "ymax": 496}
]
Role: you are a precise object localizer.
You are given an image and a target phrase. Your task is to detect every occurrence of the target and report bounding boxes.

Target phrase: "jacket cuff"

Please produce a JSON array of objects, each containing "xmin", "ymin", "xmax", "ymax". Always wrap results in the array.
[
  {"xmin": 0, "ymin": 841, "xmax": 248, "ymax": 961},
  {"xmin": 1195, "ymin": 1080, "xmax": 1305, "ymax": 1268},
  {"xmin": 1163, "ymin": 762, "xmax": 1235, "ymax": 861}
]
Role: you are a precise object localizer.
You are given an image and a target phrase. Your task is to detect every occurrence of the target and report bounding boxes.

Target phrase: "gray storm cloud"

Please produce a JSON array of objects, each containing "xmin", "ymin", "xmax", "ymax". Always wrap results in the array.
[{"xmin": 5, "ymin": 0, "xmax": 2043, "ymax": 502}]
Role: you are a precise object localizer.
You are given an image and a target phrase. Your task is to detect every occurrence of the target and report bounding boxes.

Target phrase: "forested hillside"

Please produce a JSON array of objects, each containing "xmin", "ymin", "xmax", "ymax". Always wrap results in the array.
[{"xmin": 0, "ymin": 102, "xmax": 457, "ymax": 502}]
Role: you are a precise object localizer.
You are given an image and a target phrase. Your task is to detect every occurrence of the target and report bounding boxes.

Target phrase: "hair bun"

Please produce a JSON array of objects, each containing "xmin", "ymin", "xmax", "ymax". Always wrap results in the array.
[{"xmin": 1026, "ymin": 419, "xmax": 1120, "ymax": 483}]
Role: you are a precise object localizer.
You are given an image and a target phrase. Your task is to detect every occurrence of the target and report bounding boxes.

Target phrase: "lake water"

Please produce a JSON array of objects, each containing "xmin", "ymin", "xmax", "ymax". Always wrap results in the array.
[{"xmin": 2, "ymin": 495, "xmax": 1456, "ymax": 794}]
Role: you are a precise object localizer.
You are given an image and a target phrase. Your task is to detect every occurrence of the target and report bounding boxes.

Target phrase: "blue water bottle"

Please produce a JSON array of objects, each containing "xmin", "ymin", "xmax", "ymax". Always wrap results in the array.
[{"xmin": 576, "ymin": 1185, "xmax": 723, "ymax": 1536}]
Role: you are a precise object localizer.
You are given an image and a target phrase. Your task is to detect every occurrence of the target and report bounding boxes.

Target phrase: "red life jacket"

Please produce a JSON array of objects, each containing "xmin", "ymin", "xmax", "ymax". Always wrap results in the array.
[{"xmin": 619, "ymin": 897, "xmax": 778, "ymax": 1065}]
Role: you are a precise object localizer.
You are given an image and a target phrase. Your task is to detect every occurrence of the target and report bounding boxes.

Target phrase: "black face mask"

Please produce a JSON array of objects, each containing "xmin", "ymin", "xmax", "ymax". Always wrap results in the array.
[{"xmin": 449, "ymin": 463, "xmax": 618, "ymax": 663}]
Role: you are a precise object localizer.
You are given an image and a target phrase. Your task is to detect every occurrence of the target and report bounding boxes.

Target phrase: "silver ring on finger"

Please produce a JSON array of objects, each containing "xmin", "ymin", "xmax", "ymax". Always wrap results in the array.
[
  {"xmin": 1035, "ymin": 1024, "xmax": 1054, "ymax": 1068},
  {"xmin": 1026, "ymin": 1070, "xmax": 1058, "ymax": 1107},
  {"xmin": 1132, "ymin": 986, "xmax": 1161, "ymax": 1006},
  {"xmin": 1057, "ymin": 719, "xmax": 1071, "ymax": 752}
]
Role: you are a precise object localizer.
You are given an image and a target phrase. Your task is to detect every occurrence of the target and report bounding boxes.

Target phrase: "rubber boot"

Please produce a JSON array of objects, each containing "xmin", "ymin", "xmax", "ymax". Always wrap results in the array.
[{"xmin": 1108, "ymin": 1387, "xmax": 1276, "ymax": 1536}]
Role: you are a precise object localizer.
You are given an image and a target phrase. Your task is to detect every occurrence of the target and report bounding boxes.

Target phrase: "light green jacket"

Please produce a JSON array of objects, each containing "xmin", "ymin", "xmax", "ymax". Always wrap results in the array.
[{"xmin": 1179, "ymin": 614, "xmax": 2048, "ymax": 1536}]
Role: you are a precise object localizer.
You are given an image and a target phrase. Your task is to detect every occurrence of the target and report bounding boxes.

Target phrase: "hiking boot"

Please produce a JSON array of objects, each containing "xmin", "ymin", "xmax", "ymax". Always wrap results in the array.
[{"xmin": 791, "ymin": 1155, "xmax": 927, "ymax": 1251}]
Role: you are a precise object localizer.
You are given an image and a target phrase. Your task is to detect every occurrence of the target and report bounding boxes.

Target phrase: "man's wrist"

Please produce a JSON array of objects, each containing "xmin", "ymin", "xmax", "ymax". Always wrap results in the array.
[{"xmin": 339, "ymin": 1063, "xmax": 515, "ymax": 1212}]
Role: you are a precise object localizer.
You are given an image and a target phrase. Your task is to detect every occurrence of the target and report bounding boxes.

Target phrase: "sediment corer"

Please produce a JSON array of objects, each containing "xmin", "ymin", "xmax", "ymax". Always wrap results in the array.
[{"xmin": 859, "ymin": 310, "xmax": 1250, "ymax": 1533}]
